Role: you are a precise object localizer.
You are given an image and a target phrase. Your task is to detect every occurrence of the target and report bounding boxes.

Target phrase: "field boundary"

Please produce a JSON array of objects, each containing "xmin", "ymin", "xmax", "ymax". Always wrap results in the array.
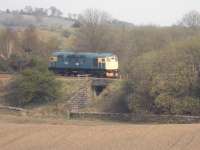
[
  {"xmin": 69, "ymin": 112, "xmax": 200, "ymax": 123},
  {"xmin": 1, "ymin": 105, "xmax": 200, "ymax": 124},
  {"xmin": 0, "ymin": 105, "xmax": 28, "ymax": 112}
]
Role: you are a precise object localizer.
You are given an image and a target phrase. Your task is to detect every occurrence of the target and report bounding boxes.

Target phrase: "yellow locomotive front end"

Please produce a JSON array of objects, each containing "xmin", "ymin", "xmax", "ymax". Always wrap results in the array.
[{"xmin": 97, "ymin": 55, "xmax": 119, "ymax": 78}]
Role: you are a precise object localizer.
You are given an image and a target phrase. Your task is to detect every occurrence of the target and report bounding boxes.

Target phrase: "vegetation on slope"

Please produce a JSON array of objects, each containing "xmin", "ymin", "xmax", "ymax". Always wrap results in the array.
[
  {"xmin": 96, "ymin": 80, "xmax": 133, "ymax": 113},
  {"xmin": 1, "ymin": 9, "xmax": 200, "ymax": 115},
  {"xmin": 6, "ymin": 68, "xmax": 61, "ymax": 106}
]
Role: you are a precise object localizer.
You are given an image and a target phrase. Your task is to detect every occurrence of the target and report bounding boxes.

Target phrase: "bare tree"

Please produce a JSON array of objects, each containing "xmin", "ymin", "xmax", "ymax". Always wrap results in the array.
[
  {"xmin": 24, "ymin": 6, "xmax": 33, "ymax": 15},
  {"xmin": 76, "ymin": 9, "xmax": 112, "ymax": 51},
  {"xmin": 0, "ymin": 28, "xmax": 17, "ymax": 60},
  {"xmin": 22, "ymin": 26, "xmax": 40, "ymax": 54},
  {"xmin": 179, "ymin": 10, "xmax": 200, "ymax": 28},
  {"xmin": 34, "ymin": 8, "xmax": 48, "ymax": 16},
  {"xmin": 49, "ymin": 6, "xmax": 63, "ymax": 17},
  {"xmin": 79, "ymin": 9, "xmax": 111, "ymax": 26}
]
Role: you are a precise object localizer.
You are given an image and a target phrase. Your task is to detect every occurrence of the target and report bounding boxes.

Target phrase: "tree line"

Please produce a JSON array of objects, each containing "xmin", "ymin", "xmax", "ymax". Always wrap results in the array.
[
  {"xmin": 3, "ymin": 6, "xmax": 63, "ymax": 18},
  {"xmin": 0, "ymin": 26, "xmax": 63, "ymax": 72},
  {"xmin": 2, "ymin": 6, "xmax": 81, "ymax": 21},
  {"xmin": 76, "ymin": 9, "xmax": 200, "ymax": 115}
]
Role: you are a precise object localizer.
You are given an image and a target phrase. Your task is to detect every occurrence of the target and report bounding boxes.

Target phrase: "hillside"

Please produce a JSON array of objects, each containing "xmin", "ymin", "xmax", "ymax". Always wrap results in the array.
[
  {"xmin": 0, "ymin": 11, "xmax": 134, "ymax": 29},
  {"xmin": 0, "ymin": 12, "xmax": 74, "ymax": 28}
]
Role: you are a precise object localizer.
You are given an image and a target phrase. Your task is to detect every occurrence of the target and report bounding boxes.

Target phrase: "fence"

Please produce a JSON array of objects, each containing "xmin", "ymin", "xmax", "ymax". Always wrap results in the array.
[
  {"xmin": 0, "ymin": 105, "xmax": 27, "ymax": 112},
  {"xmin": 1, "ymin": 105, "xmax": 200, "ymax": 124},
  {"xmin": 69, "ymin": 112, "xmax": 200, "ymax": 124}
]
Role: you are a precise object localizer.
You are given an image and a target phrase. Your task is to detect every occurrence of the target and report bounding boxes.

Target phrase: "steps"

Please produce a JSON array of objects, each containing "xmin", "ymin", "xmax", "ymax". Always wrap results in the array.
[
  {"xmin": 67, "ymin": 78, "xmax": 115, "ymax": 112},
  {"xmin": 69, "ymin": 80, "xmax": 91, "ymax": 112}
]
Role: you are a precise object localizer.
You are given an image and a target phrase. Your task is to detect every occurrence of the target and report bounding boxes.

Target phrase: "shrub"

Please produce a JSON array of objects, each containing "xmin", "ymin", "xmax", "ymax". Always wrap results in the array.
[
  {"xmin": 129, "ymin": 37, "xmax": 200, "ymax": 115},
  {"xmin": 155, "ymin": 94, "xmax": 178, "ymax": 114},
  {"xmin": 6, "ymin": 68, "xmax": 61, "ymax": 106},
  {"xmin": 155, "ymin": 94, "xmax": 200, "ymax": 115},
  {"xmin": 97, "ymin": 81, "xmax": 133, "ymax": 113},
  {"xmin": 8, "ymin": 54, "xmax": 48, "ymax": 72},
  {"xmin": 0, "ymin": 59, "xmax": 9, "ymax": 72},
  {"xmin": 175, "ymin": 97, "xmax": 200, "ymax": 115},
  {"xmin": 62, "ymin": 29, "xmax": 71, "ymax": 38}
]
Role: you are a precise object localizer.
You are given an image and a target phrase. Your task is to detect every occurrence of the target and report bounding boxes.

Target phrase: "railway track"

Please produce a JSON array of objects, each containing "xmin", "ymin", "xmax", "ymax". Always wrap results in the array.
[
  {"xmin": 0, "ymin": 73, "xmax": 123, "ymax": 81},
  {"xmin": 55, "ymin": 72, "xmax": 125, "ymax": 79}
]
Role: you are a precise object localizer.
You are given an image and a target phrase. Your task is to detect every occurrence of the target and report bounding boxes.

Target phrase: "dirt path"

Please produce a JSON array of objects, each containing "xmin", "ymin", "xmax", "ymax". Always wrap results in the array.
[{"xmin": 0, "ymin": 119, "xmax": 200, "ymax": 150}]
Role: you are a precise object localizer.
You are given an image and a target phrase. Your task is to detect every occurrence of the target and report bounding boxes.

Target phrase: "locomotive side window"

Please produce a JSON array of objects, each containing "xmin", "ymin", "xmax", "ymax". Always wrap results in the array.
[
  {"xmin": 65, "ymin": 56, "xmax": 68, "ymax": 61},
  {"xmin": 67, "ymin": 55, "xmax": 75, "ymax": 63},
  {"xmin": 80, "ymin": 59, "xmax": 86, "ymax": 64},
  {"xmin": 80, "ymin": 55, "xmax": 86, "ymax": 64},
  {"xmin": 57, "ymin": 55, "xmax": 64, "ymax": 62}
]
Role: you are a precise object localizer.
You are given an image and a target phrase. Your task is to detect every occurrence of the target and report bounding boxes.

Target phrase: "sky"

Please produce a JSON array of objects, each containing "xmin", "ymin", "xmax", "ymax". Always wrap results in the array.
[{"xmin": 0, "ymin": 0, "xmax": 200, "ymax": 26}]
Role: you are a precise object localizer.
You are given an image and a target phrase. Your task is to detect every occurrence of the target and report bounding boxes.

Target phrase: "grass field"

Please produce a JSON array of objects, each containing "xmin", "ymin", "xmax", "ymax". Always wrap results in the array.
[{"xmin": 0, "ymin": 114, "xmax": 200, "ymax": 150}]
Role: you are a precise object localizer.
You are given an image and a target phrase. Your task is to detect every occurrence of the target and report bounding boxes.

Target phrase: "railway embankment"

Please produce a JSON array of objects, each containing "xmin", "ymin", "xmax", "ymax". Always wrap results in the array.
[{"xmin": 2, "ymin": 75, "xmax": 200, "ymax": 124}]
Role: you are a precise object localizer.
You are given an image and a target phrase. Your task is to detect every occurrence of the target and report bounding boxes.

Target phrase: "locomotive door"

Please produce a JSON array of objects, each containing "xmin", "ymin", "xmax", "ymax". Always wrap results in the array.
[{"xmin": 97, "ymin": 58, "xmax": 105, "ymax": 69}]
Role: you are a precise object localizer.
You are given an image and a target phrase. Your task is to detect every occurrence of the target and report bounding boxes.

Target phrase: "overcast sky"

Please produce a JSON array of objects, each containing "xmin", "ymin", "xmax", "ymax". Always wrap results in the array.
[{"xmin": 0, "ymin": 0, "xmax": 199, "ymax": 26}]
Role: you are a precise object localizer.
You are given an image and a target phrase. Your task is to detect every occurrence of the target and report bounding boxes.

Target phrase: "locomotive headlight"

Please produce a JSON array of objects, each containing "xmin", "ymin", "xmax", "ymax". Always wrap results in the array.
[
  {"xmin": 65, "ymin": 62, "xmax": 69, "ymax": 65},
  {"xmin": 49, "ymin": 56, "xmax": 57, "ymax": 62},
  {"xmin": 75, "ymin": 62, "xmax": 80, "ymax": 66}
]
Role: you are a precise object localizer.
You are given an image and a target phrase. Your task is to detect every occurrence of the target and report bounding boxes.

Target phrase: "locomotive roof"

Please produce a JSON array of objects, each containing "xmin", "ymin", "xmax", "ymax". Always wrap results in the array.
[{"xmin": 52, "ymin": 51, "xmax": 115, "ymax": 58}]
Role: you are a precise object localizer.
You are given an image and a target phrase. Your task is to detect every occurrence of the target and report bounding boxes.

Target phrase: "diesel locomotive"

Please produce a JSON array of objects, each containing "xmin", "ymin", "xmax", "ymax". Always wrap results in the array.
[{"xmin": 48, "ymin": 51, "xmax": 119, "ymax": 78}]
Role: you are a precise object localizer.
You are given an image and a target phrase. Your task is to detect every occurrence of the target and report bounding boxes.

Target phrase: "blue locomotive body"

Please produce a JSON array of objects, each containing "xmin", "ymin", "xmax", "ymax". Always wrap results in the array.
[{"xmin": 48, "ymin": 51, "xmax": 119, "ymax": 78}]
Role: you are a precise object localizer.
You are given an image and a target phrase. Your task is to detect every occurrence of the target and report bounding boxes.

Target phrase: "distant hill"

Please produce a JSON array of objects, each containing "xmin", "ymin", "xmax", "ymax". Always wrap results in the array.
[
  {"xmin": 0, "ymin": 12, "xmax": 134, "ymax": 29},
  {"xmin": 111, "ymin": 19, "xmax": 134, "ymax": 27},
  {"xmin": 0, "ymin": 12, "xmax": 75, "ymax": 29}
]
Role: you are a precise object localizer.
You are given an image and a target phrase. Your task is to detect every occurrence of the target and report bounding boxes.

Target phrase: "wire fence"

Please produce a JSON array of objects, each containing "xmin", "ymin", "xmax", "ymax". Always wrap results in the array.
[
  {"xmin": 1, "ymin": 105, "xmax": 200, "ymax": 124},
  {"xmin": 69, "ymin": 112, "xmax": 200, "ymax": 124}
]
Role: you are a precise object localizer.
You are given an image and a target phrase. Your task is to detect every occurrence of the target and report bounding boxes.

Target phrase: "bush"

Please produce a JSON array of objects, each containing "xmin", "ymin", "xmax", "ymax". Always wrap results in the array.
[
  {"xmin": 62, "ymin": 29, "xmax": 71, "ymax": 38},
  {"xmin": 0, "ymin": 59, "xmax": 9, "ymax": 72},
  {"xmin": 8, "ymin": 54, "xmax": 48, "ymax": 72},
  {"xmin": 129, "ymin": 37, "xmax": 200, "ymax": 115},
  {"xmin": 155, "ymin": 95, "xmax": 200, "ymax": 115},
  {"xmin": 97, "ymin": 81, "xmax": 133, "ymax": 113},
  {"xmin": 155, "ymin": 94, "xmax": 178, "ymax": 114},
  {"xmin": 6, "ymin": 68, "xmax": 61, "ymax": 106},
  {"xmin": 175, "ymin": 97, "xmax": 200, "ymax": 115}
]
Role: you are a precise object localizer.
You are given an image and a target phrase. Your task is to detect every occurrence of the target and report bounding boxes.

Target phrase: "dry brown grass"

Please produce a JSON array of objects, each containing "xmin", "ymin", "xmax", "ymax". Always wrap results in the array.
[{"xmin": 0, "ymin": 114, "xmax": 200, "ymax": 150}]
